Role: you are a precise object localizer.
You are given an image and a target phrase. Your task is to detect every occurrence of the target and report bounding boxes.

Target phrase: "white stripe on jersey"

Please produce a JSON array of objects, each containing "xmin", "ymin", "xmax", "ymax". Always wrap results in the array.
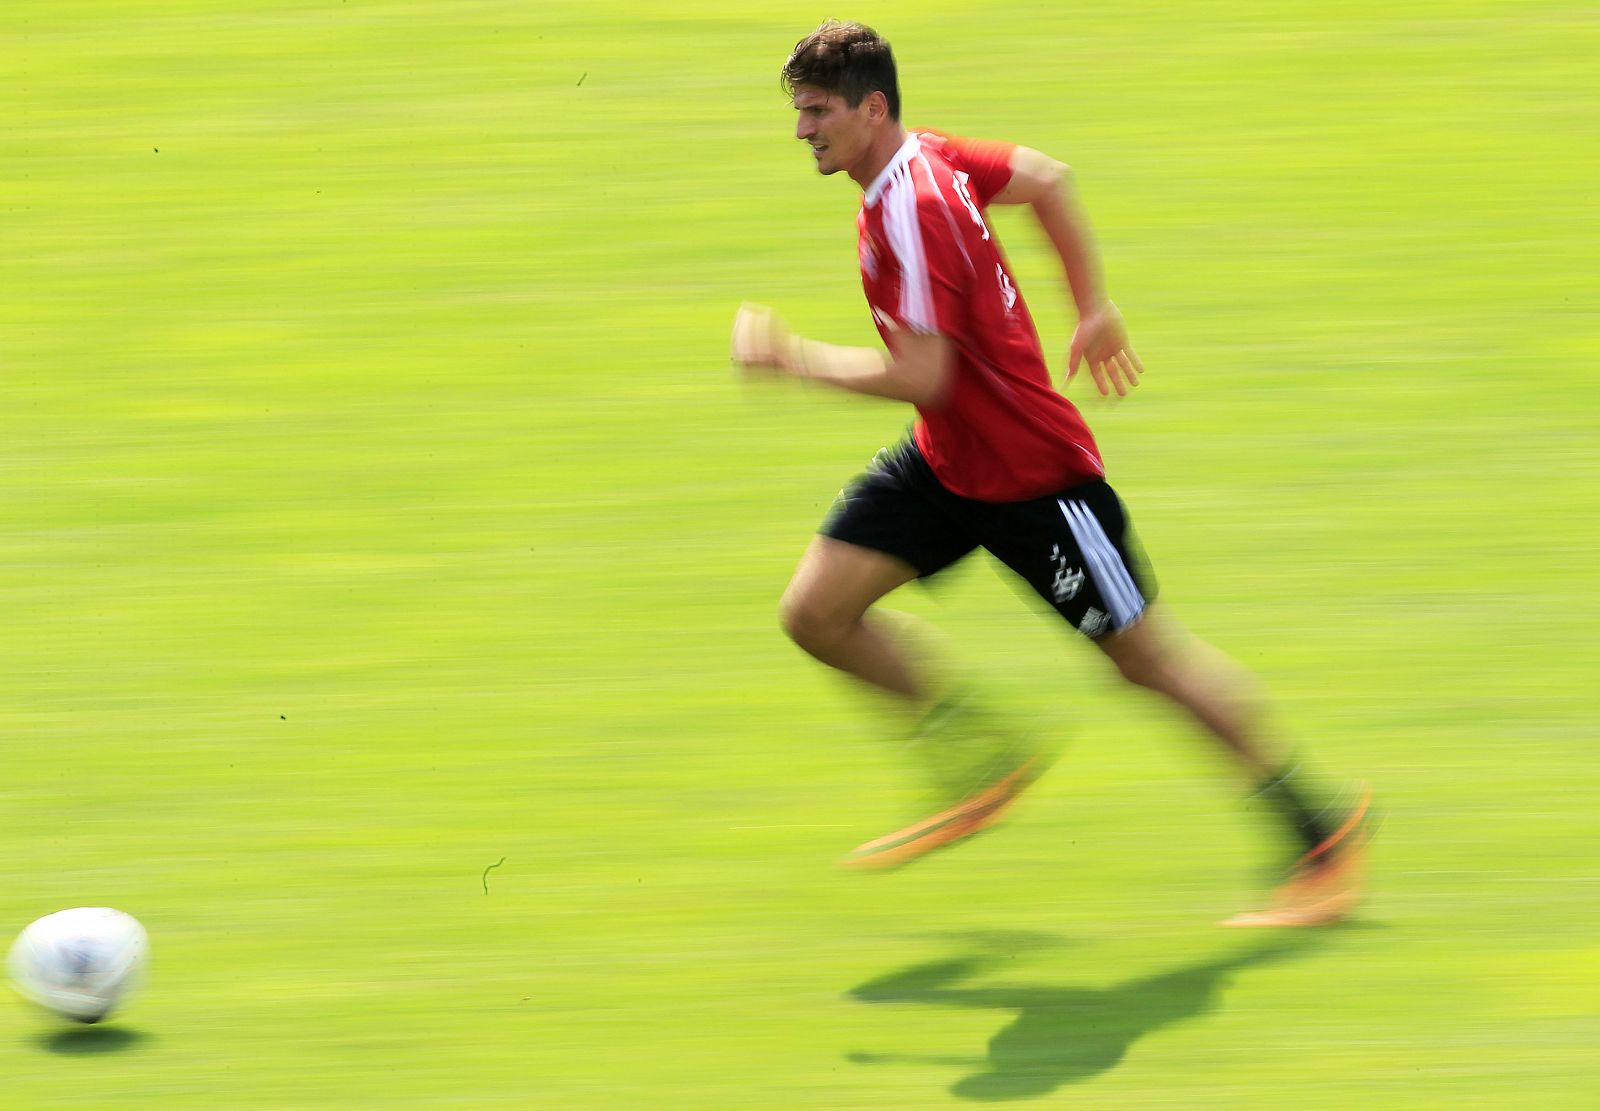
[
  {"xmin": 1058, "ymin": 498, "xmax": 1145, "ymax": 629},
  {"xmin": 880, "ymin": 157, "xmax": 937, "ymax": 333},
  {"xmin": 914, "ymin": 151, "xmax": 975, "ymax": 276}
]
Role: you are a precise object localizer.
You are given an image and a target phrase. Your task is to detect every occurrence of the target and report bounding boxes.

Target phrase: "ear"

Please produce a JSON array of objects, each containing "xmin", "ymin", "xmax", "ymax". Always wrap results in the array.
[{"xmin": 864, "ymin": 89, "xmax": 889, "ymax": 124}]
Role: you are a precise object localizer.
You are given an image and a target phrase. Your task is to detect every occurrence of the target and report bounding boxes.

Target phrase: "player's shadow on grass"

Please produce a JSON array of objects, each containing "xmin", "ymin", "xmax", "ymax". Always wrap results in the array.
[
  {"xmin": 848, "ymin": 931, "xmax": 1319, "ymax": 1101},
  {"xmin": 36, "ymin": 1025, "xmax": 151, "ymax": 1055}
]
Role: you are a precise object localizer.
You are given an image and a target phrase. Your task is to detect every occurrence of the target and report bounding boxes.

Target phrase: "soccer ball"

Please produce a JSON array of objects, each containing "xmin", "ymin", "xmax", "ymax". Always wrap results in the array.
[{"xmin": 8, "ymin": 907, "xmax": 148, "ymax": 1023}]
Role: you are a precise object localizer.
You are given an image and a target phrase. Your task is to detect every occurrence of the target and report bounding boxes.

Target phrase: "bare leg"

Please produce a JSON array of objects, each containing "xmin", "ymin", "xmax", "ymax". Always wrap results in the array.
[
  {"xmin": 782, "ymin": 536, "xmax": 1045, "ymax": 868},
  {"xmin": 1095, "ymin": 604, "xmax": 1278, "ymax": 780},
  {"xmin": 779, "ymin": 536, "xmax": 930, "ymax": 704}
]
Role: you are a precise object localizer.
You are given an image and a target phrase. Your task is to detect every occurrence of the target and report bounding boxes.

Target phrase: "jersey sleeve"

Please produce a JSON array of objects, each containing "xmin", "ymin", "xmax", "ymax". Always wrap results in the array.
[{"xmin": 937, "ymin": 134, "xmax": 1017, "ymax": 207}]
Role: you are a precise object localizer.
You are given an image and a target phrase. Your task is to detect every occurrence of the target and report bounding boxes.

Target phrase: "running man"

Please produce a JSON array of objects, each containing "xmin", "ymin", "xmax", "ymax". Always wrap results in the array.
[{"xmin": 732, "ymin": 20, "xmax": 1371, "ymax": 926}]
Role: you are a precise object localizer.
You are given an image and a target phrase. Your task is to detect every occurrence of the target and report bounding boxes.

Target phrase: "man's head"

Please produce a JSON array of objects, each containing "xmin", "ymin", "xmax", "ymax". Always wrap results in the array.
[
  {"xmin": 782, "ymin": 21, "xmax": 904, "ymax": 183},
  {"xmin": 782, "ymin": 21, "xmax": 900, "ymax": 121}
]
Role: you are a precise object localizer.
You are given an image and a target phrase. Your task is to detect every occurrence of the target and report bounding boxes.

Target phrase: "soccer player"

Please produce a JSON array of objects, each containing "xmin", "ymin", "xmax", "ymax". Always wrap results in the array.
[{"xmin": 732, "ymin": 21, "xmax": 1371, "ymax": 926}]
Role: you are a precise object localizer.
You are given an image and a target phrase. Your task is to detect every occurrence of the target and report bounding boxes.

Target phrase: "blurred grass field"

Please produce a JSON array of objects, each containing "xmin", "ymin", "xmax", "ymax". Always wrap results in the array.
[{"xmin": 3, "ymin": 1, "xmax": 1597, "ymax": 1106}]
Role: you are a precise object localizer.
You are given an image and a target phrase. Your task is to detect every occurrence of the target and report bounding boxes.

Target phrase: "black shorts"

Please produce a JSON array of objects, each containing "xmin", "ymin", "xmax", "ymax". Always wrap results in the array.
[{"xmin": 820, "ymin": 438, "xmax": 1157, "ymax": 638}]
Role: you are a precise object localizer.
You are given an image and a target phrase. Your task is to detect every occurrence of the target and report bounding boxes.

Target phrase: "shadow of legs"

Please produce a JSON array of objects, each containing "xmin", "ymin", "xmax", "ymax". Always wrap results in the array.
[{"xmin": 850, "ymin": 934, "xmax": 1320, "ymax": 1100}]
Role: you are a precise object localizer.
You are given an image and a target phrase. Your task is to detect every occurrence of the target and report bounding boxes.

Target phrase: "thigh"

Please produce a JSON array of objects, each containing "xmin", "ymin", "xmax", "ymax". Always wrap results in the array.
[
  {"xmin": 1092, "ymin": 601, "xmax": 1182, "ymax": 680},
  {"xmin": 979, "ymin": 479, "xmax": 1158, "ymax": 639},
  {"xmin": 782, "ymin": 534, "xmax": 922, "ymax": 627}
]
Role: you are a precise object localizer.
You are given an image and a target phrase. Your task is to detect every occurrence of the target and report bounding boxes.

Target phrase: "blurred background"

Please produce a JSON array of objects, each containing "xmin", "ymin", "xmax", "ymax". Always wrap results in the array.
[{"xmin": 3, "ymin": 1, "xmax": 1596, "ymax": 1106}]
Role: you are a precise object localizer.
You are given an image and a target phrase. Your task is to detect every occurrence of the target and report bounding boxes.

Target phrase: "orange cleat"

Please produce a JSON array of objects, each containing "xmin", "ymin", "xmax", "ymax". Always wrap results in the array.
[
  {"xmin": 1221, "ymin": 783, "xmax": 1375, "ymax": 928},
  {"xmin": 840, "ymin": 756, "xmax": 1043, "ymax": 871}
]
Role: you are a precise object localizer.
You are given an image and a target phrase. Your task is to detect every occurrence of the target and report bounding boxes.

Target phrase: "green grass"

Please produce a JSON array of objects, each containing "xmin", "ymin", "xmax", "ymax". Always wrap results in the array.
[{"xmin": 3, "ymin": 1, "xmax": 1597, "ymax": 1106}]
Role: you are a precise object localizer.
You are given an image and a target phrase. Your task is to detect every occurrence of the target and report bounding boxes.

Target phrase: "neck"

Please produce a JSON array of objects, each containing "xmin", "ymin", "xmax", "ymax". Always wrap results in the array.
[{"xmin": 849, "ymin": 124, "xmax": 909, "ymax": 190}]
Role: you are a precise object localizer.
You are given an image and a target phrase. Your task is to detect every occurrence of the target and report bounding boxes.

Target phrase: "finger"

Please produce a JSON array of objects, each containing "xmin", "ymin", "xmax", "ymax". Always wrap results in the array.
[
  {"xmin": 1118, "ymin": 356, "xmax": 1136, "ymax": 394},
  {"xmin": 1125, "ymin": 345, "xmax": 1146, "ymax": 378},
  {"xmin": 1105, "ymin": 359, "xmax": 1128, "ymax": 398},
  {"xmin": 743, "ymin": 306, "xmax": 776, "ymax": 363},
  {"xmin": 1089, "ymin": 360, "xmax": 1111, "ymax": 396},
  {"xmin": 1107, "ymin": 358, "xmax": 1132, "ymax": 398},
  {"xmin": 1067, "ymin": 340, "xmax": 1083, "ymax": 379},
  {"xmin": 731, "ymin": 309, "xmax": 757, "ymax": 364},
  {"xmin": 736, "ymin": 317, "xmax": 772, "ymax": 367},
  {"xmin": 1116, "ymin": 351, "xmax": 1139, "ymax": 388}
]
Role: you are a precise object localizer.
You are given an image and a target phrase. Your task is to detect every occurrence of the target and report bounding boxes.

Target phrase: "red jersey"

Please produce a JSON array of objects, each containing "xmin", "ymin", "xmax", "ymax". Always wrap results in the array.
[{"xmin": 857, "ymin": 130, "xmax": 1103, "ymax": 501}]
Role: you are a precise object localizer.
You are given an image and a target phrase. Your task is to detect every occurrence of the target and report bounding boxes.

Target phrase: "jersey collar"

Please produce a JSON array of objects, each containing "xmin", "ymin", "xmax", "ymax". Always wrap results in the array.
[{"xmin": 863, "ymin": 133, "xmax": 921, "ymax": 208}]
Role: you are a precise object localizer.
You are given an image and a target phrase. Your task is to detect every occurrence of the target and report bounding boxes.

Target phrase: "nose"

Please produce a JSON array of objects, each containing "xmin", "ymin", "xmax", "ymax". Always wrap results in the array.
[{"xmin": 796, "ymin": 115, "xmax": 815, "ymax": 141}]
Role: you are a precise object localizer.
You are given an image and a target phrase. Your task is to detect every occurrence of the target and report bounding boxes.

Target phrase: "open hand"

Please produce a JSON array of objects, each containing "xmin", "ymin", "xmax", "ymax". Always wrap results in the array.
[{"xmin": 1068, "ymin": 301, "xmax": 1144, "ymax": 397}]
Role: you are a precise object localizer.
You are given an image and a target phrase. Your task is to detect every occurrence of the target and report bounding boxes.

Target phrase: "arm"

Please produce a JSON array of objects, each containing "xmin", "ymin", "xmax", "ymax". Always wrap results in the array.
[
  {"xmin": 991, "ymin": 147, "xmax": 1144, "ymax": 396},
  {"xmin": 731, "ymin": 303, "xmax": 953, "ymax": 409}
]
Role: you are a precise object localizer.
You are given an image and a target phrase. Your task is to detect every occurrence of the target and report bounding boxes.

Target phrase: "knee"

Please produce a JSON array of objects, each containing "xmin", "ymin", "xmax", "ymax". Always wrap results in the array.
[
  {"xmin": 1110, "ymin": 638, "xmax": 1224, "ymax": 706},
  {"xmin": 779, "ymin": 588, "xmax": 846, "ymax": 655},
  {"xmin": 1111, "ymin": 650, "xmax": 1167, "ymax": 691},
  {"xmin": 1105, "ymin": 635, "xmax": 1179, "ymax": 693}
]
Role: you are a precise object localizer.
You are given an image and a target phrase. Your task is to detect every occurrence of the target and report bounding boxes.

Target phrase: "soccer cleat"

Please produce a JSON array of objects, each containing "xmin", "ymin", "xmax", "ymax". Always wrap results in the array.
[
  {"xmin": 1221, "ymin": 783, "xmax": 1375, "ymax": 928},
  {"xmin": 840, "ymin": 756, "xmax": 1043, "ymax": 871}
]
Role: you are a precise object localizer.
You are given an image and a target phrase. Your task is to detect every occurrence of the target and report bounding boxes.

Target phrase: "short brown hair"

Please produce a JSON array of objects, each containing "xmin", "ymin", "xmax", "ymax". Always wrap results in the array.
[{"xmin": 781, "ymin": 20, "xmax": 901, "ymax": 121}]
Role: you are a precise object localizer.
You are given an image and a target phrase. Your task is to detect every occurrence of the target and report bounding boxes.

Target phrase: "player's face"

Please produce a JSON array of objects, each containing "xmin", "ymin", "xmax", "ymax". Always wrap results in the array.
[{"xmin": 792, "ymin": 85, "xmax": 873, "ymax": 177}]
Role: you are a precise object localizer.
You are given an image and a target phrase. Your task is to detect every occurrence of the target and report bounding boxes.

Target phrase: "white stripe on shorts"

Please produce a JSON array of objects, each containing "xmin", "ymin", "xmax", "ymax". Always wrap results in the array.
[{"xmin": 1058, "ymin": 498, "xmax": 1145, "ymax": 629}]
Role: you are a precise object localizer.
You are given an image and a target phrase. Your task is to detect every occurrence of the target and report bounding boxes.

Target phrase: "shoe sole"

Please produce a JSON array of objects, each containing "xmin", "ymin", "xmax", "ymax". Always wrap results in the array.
[
  {"xmin": 1219, "ymin": 782, "xmax": 1374, "ymax": 928},
  {"xmin": 1218, "ymin": 878, "xmax": 1361, "ymax": 928},
  {"xmin": 840, "ymin": 758, "xmax": 1041, "ymax": 872}
]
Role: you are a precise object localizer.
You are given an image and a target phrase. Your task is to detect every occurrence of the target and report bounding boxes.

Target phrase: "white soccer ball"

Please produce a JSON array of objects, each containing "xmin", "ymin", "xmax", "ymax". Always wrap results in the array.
[{"xmin": 8, "ymin": 907, "xmax": 148, "ymax": 1023}]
